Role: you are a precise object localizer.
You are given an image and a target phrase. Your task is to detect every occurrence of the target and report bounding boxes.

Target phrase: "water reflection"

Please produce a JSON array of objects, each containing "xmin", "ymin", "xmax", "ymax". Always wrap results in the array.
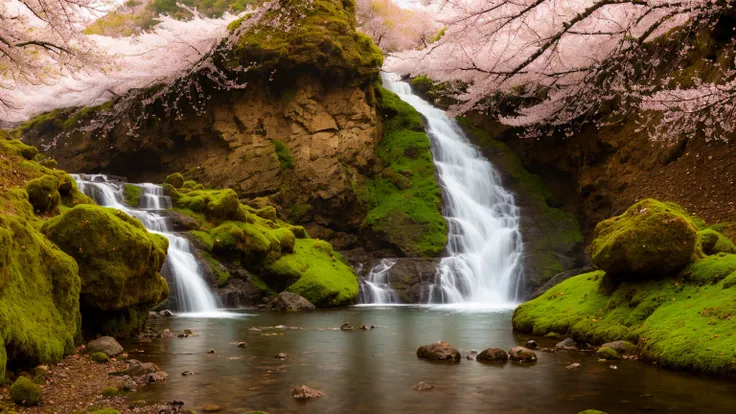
[{"xmin": 126, "ymin": 307, "xmax": 736, "ymax": 413}]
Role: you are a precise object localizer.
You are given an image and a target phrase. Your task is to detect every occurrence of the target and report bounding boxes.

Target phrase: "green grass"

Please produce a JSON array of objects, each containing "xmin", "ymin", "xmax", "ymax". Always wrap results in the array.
[{"xmin": 362, "ymin": 85, "xmax": 447, "ymax": 257}]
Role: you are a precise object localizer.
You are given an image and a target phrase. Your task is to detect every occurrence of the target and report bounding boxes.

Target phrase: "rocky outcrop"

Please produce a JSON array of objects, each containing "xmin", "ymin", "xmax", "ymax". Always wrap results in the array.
[
  {"xmin": 266, "ymin": 292, "xmax": 316, "ymax": 312},
  {"xmin": 346, "ymin": 250, "xmax": 440, "ymax": 302},
  {"xmin": 87, "ymin": 337, "xmax": 124, "ymax": 357}
]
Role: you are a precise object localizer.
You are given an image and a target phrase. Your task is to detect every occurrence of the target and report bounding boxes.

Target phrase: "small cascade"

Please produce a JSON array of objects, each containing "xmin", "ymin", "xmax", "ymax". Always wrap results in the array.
[
  {"xmin": 72, "ymin": 174, "xmax": 220, "ymax": 314},
  {"xmin": 381, "ymin": 74, "xmax": 524, "ymax": 306},
  {"xmin": 359, "ymin": 259, "xmax": 399, "ymax": 304}
]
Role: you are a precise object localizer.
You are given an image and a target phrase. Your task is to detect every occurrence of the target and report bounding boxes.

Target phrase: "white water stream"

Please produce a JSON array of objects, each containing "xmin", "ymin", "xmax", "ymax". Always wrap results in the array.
[
  {"xmin": 72, "ymin": 174, "xmax": 228, "ymax": 316},
  {"xmin": 363, "ymin": 74, "xmax": 524, "ymax": 306}
]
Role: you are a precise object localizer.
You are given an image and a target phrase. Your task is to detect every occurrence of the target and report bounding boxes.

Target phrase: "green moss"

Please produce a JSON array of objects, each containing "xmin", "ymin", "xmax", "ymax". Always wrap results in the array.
[
  {"xmin": 9, "ymin": 376, "xmax": 41, "ymax": 406},
  {"xmin": 681, "ymin": 253, "xmax": 736, "ymax": 285},
  {"xmin": 123, "ymin": 184, "xmax": 142, "ymax": 207},
  {"xmin": 190, "ymin": 230, "xmax": 215, "ymax": 251},
  {"xmin": 164, "ymin": 173, "xmax": 185, "ymax": 188},
  {"xmin": 24, "ymin": 175, "xmax": 61, "ymax": 216},
  {"xmin": 177, "ymin": 189, "xmax": 240, "ymax": 220},
  {"xmin": 723, "ymin": 271, "xmax": 736, "ymax": 289},
  {"xmin": 255, "ymin": 206, "xmax": 277, "ymax": 221},
  {"xmin": 203, "ymin": 252, "xmax": 230, "ymax": 287},
  {"xmin": 265, "ymin": 239, "xmax": 358, "ymax": 306},
  {"xmin": 362, "ymin": 85, "xmax": 447, "ymax": 257},
  {"xmin": 289, "ymin": 204, "xmax": 312, "ymax": 223},
  {"xmin": 698, "ymin": 229, "xmax": 736, "ymax": 255},
  {"xmin": 513, "ymin": 263, "xmax": 736, "ymax": 376},
  {"xmin": 88, "ymin": 409, "xmax": 121, "ymax": 414},
  {"xmin": 0, "ymin": 138, "xmax": 38, "ymax": 160},
  {"xmin": 578, "ymin": 411, "xmax": 607, "ymax": 414},
  {"xmin": 101, "ymin": 387, "xmax": 119, "ymax": 397},
  {"xmin": 272, "ymin": 140, "xmax": 294, "ymax": 170},
  {"xmin": 590, "ymin": 199, "xmax": 699, "ymax": 280},
  {"xmin": 91, "ymin": 352, "xmax": 111, "ymax": 363},
  {"xmin": 11, "ymin": 108, "xmax": 68, "ymax": 138},
  {"xmin": 596, "ymin": 346, "xmax": 619, "ymax": 360},
  {"xmin": 0, "ymin": 196, "xmax": 81, "ymax": 384},
  {"xmin": 41, "ymin": 205, "xmax": 168, "ymax": 337},
  {"xmin": 61, "ymin": 102, "xmax": 113, "ymax": 130},
  {"xmin": 229, "ymin": 0, "xmax": 382, "ymax": 80}
]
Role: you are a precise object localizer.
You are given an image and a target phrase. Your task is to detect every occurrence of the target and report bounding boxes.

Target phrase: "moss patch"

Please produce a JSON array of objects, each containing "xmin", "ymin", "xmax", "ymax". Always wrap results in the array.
[
  {"xmin": 123, "ymin": 184, "xmax": 142, "ymax": 207},
  {"xmin": 9, "ymin": 376, "xmax": 41, "ymax": 406},
  {"xmin": 362, "ymin": 85, "xmax": 447, "ymax": 257},
  {"xmin": 272, "ymin": 140, "xmax": 294, "ymax": 170},
  {"xmin": 265, "ymin": 239, "xmax": 358, "ymax": 306}
]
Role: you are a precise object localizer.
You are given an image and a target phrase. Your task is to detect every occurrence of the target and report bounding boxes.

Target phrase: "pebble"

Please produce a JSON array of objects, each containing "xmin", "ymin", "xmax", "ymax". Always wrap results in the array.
[
  {"xmin": 207, "ymin": 349, "xmax": 216, "ymax": 354},
  {"xmin": 181, "ymin": 371, "xmax": 195, "ymax": 376},
  {"xmin": 237, "ymin": 342, "xmax": 248, "ymax": 348},
  {"xmin": 275, "ymin": 353, "xmax": 288, "ymax": 360},
  {"xmin": 412, "ymin": 381, "xmax": 434, "ymax": 391},
  {"xmin": 566, "ymin": 363, "xmax": 582, "ymax": 369}
]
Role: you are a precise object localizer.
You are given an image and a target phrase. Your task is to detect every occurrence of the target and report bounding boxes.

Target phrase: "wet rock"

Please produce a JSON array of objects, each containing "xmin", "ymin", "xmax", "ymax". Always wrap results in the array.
[
  {"xmin": 145, "ymin": 371, "xmax": 168, "ymax": 383},
  {"xmin": 540, "ymin": 348, "xmax": 555, "ymax": 353},
  {"xmin": 360, "ymin": 325, "xmax": 369, "ymax": 330},
  {"xmin": 340, "ymin": 323, "xmax": 354, "ymax": 331},
  {"xmin": 182, "ymin": 371, "xmax": 195, "ymax": 376},
  {"xmin": 208, "ymin": 349, "xmax": 216, "ymax": 354},
  {"xmin": 87, "ymin": 336, "xmax": 124, "ymax": 357},
  {"xmin": 555, "ymin": 337, "xmax": 577, "ymax": 350},
  {"xmin": 237, "ymin": 342, "xmax": 248, "ymax": 348},
  {"xmin": 160, "ymin": 309, "xmax": 173, "ymax": 317},
  {"xmin": 183, "ymin": 329, "xmax": 194, "ymax": 335},
  {"xmin": 476, "ymin": 348, "xmax": 509, "ymax": 363},
  {"xmin": 610, "ymin": 365, "xmax": 618, "ymax": 370},
  {"xmin": 370, "ymin": 325, "xmax": 376, "ymax": 329},
  {"xmin": 508, "ymin": 346, "xmax": 538, "ymax": 363},
  {"xmin": 158, "ymin": 329, "xmax": 174, "ymax": 339},
  {"xmin": 566, "ymin": 363, "xmax": 582, "ymax": 369},
  {"xmin": 526, "ymin": 340, "xmax": 538, "ymax": 349},
  {"xmin": 266, "ymin": 292, "xmax": 316, "ymax": 312},
  {"xmin": 177, "ymin": 333, "xmax": 188, "ymax": 338},
  {"xmin": 275, "ymin": 353, "xmax": 289, "ymax": 360},
  {"xmin": 249, "ymin": 327, "xmax": 262, "ymax": 332},
  {"xmin": 416, "ymin": 341, "xmax": 461, "ymax": 362},
  {"xmin": 466, "ymin": 351, "xmax": 478, "ymax": 361},
  {"xmin": 112, "ymin": 360, "xmax": 160, "ymax": 378},
  {"xmin": 139, "ymin": 328, "xmax": 157, "ymax": 339},
  {"xmin": 148, "ymin": 311, "xmax": 161, "ymax": 320},
  {"xmin": 412, "ymin": 381, "xmax": 434, "ymax": 391},
  {"xmin": 292, "ymin": 385, "xmax": 325, "ymax": 400},
  {"xmin": 599, "ymin": 340, "xmax": 636, "ymax": 355},
  {"xmin": 202, "ymin": 403, "xmax": 223, "ymax": 412}
]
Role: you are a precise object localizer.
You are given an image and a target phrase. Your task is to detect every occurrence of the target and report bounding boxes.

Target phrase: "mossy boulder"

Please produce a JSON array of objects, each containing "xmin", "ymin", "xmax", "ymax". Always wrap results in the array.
[
  {"xmin": 24, "ymin": 175, "xmax": 61, "ymax": 215},
  {"xmin": 9, "ymin": 376, "xmax": 41, "ymax": 406},
  {"xmin": 177, "ymin": 189, "xmax": 240, "ymax": 220},
  {"xmin": 41, "ymin": 205, "xmax": 169, "ymax": 337},
  {"xmin": 0, "ymin": 194, "xmax": 81, "ymax": 384},
  {"xmin": 0, "ymin": 138, "xmax": 38, "ymax": 160},
  {"xmin": 589, "ymin": 199, "xmax": 698, "ymax": 279},
  {"xmin": 698, "ymin": 229, "xmax": 736, "ymax": 255},
  {"xmin": 90, "ymin": 352, "xmax": 111, "ymax": 363},
  {"xmin": 163, "ymin": 173, "xmax": 185, "ymax": 189},
  {"xmin": 595, "ymin": 346, "xmax": 619, "ymax": 360},
  {"xmin": 123, "ymin": 184, "xmax": 142, "ymax": 207}
]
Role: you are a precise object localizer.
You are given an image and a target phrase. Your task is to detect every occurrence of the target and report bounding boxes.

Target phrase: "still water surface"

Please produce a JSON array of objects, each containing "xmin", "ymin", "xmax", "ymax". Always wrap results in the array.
[{"xmin": 127, "ymin": 307, "xmax": 736, "ymax": 413}]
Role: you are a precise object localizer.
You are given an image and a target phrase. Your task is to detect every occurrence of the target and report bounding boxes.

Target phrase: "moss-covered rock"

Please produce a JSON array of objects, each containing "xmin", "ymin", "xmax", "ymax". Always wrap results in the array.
[
  {"xmin": 595, "ymin": 346, "xmax": 619, "ymax": 360},
  {"xmin": 0, "ymin": 138, "xmax": 38, "ymax": 160},
  {"xmin": 123, "ymin": 184, "xmax": 142, "ymax": 207},
  {"xmin": 698, "ymin": 228, "xmax": 736, "ymax": 255},
  {"xmin": 24, "ymin": 175, "xmax": 61, "ymax": 215},
  {"xmin": 9, "ymin": 376, "xmax": 41, "ymax": 406},
  {"xmin": 88, "ymin": 409, "xmax": 121, "ymax": 414},
  {"xmin": 589, "ymin": 199, "xmax": 699, "ymax": 280},
  {"xmin": 164, "ymin": 173, "xmax": 185, "ymax": 189},
  {"xmin": 362, "ymin": 85, "xmax": 447, "ymax": 257},
  {"xmin": 178, "ymin": 189, "xmax": 240, "ymax": 220},
  {"xmin": 90, "ymin": 352, "xmax": 111, "ymax": 363},
  {"xmin": 41, "ymin": 205, "xmax": 168, "ymax": 337},
  {"xmin": 0, "ymin": 193, "xmax": 81, "ymax": 384}
]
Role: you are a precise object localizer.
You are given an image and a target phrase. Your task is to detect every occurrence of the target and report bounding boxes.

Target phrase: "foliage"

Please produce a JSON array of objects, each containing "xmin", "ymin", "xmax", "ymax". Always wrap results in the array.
[
  {"xmin": 386, "ymin": 0, "xmax": 734, "ymax": 142},
  {"xmin": 362, "ymin": 84, "xmax": 447, "ymax": 257},
  {"xmin": 355, "ymin": 0, "xmax": 440, "ymax": 52}
]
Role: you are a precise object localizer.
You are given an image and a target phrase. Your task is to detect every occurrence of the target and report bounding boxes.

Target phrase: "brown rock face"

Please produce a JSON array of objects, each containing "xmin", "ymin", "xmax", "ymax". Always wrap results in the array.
[
  {"xmin": 23, "ymin": 75, "xmax": 380, "ymax": 248},
  {"xmin": 416, "ymin": 341, "xmax": 461, "ymax": 362},
  {"xmin": 266, "ymin": 292, "xmax": 316, "ymax": 312}
]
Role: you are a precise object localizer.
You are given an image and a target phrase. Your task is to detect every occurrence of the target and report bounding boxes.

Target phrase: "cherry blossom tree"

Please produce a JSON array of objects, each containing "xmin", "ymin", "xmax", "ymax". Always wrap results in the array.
[
  {"xmin": 356, "ymin": 0, "xmax": 441, "ymax": 52},
  {"xmin": 386, "ymin": 0, "xmax": 735, "ymax": 141}
]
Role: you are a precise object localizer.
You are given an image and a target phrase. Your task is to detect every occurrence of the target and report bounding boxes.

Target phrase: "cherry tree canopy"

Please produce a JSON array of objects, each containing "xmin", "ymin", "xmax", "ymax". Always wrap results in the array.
[
  {"xmin": 386, "ymin": 0, "xmax": 735, "ymax": 141},
  {"xmin": 356, "ymin": 0, "xmax": 441, "ymax": 52}
]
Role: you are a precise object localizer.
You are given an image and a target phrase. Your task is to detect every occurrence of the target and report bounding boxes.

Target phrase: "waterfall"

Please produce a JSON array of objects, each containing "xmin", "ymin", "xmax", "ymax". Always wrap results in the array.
[
  {"xmin": 380, "ymin": 74, "xmax": 524, "ymax": 306},
  {"xmin": 72, "ymin": 174, "xmax": 221, "ymax": 314},
  {"xmin": 359, "ymin": 259, "xmax": 399, "ymax": 304}
]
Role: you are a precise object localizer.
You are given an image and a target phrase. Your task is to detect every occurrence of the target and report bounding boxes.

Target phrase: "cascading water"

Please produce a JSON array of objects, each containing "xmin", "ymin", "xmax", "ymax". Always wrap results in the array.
[
  {"xmin": 72, "ymin": 174, "xmax": 221, "ymax": 314},
  {"xmin": 378, "ymin": 74, "xmax": 524, "ymax": 306},
  {"xmin": 359, "ymin": 259, "xmax": 399, "ymax": 304}
]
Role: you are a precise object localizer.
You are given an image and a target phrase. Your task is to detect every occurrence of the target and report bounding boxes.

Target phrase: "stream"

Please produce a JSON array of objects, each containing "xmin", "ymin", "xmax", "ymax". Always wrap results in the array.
[{"xmin": 126, "ymin": 307, "xmax": 736, "ymax": 413}]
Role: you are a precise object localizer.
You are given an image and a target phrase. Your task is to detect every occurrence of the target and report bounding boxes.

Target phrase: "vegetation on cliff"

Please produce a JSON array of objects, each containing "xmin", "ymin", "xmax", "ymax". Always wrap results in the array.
[
  {"xmin": 513, "ymin": 199, "xmax": 736, "ymax": 376},
  {"xmin": 361, "ymin": 84, "xmax": 447, "ymax": 257},
  {"xmin": 168, "ymin": 179, "xmax": 358, "ymax": 306}
]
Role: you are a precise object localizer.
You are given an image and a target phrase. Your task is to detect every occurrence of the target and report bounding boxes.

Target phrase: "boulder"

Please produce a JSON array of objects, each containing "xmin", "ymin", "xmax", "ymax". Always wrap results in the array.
[
  {"xmin": 416, "ymin": 341, "xmax": 461, "ymax": 362},
  {"xmin": 599, "ymin": 340, "xmax": 636, "ymax": 355},
  {"xmin": 158, "ymin": 329, "xmax": 174, "ymax": 339},
  {"xmin": 412, "ymin": 381, "xmax": 433, "ymax": 390},
  {"xmin": 340, "ymin": 323, "xmax": 354, "ymax": 331},
  {"xmin": 266, "ymin": 292, "xmax": 316, "ymax": 312},
  {"xmin": 292, "ymin": 385, "xmax": 325, "ymax": 400},
  {"xmin": 555, "ymin": 337, "xmax": 577, "ymax": 350},
  {"xmin": 596, "ymin": 347, "xmax": 619, "ymax": 360},
  {"xmin": 589, "ymin": 199, "xmax": 698, "ymax": 279},
  {"xmin": 87, "ymin": 336, "xmax": 124, "ymax": 357},
  {"xmin": 112, "ymin": 359, "xmax": 167, "ymax": 383},
  {"xmin": 476, "ymin": 348, "xmax": 509, "ymax": 363},
  {"xmin": 10, "ymin": 376, "xmax": 41, "ymax": 406},
  {"xmin": 526, "ymin": 340, "xmax": 538, "ymax": 349},
  {"xmin": 508, "ymin": 346, "xmax": 537, "ymax": 363}
]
